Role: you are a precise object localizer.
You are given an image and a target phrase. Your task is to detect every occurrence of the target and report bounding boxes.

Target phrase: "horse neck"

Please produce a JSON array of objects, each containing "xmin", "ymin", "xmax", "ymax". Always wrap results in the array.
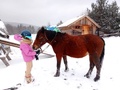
[{"xmin": 45, "ymin": 31, "xmax": 57, "ymax": 42}]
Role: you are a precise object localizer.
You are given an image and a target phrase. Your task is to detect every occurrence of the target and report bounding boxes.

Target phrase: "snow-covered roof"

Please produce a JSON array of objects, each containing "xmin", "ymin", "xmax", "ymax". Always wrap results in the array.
[
  {"xmin": 0, "ymin": 20, "xmax": 6, "ymax": 29},
  {"xmin": 58, "ymin": 15, "xmax": 100, "ymax": 28},
  {"xmin": 58, "ymin": 15, "xmax": 85, "ymax": 27},
  {"xmin": 0, "ymin": 20, "xmax": 9, "ymax": 35},
  {"xmin": 0, "ymin": 30, "xmax": 6, "ymax": 35}
]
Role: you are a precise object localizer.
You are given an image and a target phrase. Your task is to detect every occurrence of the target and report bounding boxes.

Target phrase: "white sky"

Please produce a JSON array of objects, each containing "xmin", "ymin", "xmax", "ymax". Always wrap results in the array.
[{"xmin": 0, "ymin": 0, "xmax": 120, "ymax": 26}]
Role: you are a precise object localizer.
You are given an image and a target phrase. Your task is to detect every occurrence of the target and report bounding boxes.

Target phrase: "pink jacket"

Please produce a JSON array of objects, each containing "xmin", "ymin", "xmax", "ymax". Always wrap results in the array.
[{"xmin": 14, "ymin": 34, "xmax": 36, "ymax": 62}]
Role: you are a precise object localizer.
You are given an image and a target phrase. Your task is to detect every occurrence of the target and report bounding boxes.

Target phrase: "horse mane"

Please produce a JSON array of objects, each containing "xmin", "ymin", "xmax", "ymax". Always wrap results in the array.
[{"xmin": 37, "ymin": 26, "xmax": 66, "ymax": 41}]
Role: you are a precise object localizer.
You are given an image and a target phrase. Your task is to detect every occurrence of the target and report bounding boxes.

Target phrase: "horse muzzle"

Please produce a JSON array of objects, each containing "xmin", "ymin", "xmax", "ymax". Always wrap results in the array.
[{"xmin": 32, "ymin": 45, "xmax": 39, "ymax": 50}]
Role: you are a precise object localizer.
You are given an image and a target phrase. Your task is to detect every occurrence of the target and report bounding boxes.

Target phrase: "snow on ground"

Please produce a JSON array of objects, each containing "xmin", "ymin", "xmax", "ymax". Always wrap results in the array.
[{"xmin": 0, "ymin": 35, "xmax": 120, "ymax": 90}]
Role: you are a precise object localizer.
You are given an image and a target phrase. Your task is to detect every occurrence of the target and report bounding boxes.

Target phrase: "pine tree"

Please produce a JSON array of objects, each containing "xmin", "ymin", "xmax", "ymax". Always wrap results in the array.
[
  {"xmin": 57, "ymin": 20, "xmax": 63, "ymax": 26},
  {"xmin": 87, "ymin": 0, "xmax": 119, "ymax": 33}
]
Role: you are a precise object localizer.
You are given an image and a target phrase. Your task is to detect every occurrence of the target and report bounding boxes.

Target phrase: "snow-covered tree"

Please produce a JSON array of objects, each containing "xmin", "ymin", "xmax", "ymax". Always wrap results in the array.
[
  {"xmin": 57, "ymin": 20, "xmax": 63, "ymax": 26},
  {"xmin": 87, "ymin": 0, "xmax": 120, "ymax": 33},
  {"xmin": 0, "ymin": 20, "xmax": 9, "ymax": 35}
]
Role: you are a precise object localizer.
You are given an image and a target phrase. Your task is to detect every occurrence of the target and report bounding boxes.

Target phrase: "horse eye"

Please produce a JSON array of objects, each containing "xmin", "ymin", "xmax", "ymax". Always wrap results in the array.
[
  {"xmin": 43, "ymin": 39, "xmax": 46, "ymax": 42},
  {"xmin": 39, "ymin": 37, "xmax": 43, "ymax": 39}
]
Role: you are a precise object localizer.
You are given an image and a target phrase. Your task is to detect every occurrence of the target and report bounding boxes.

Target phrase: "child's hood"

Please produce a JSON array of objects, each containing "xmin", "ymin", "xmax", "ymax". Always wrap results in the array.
[
  {"xmin": 14, "ymin": 34, "xmax": 22, "ymax": 41},
  {"xmin": 14, "ymin": 34, "xmax": 32, "ymax": 45}
]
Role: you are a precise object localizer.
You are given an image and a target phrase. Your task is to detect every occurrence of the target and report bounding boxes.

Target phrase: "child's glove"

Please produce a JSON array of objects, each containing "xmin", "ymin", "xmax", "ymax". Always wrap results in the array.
[
  {"xmin": 35, "ymin": 55, "xmax": 39, "ymax": 60},
  {"xmin": 36, "ymin": 50, "xmax": 41, "ymax": 55}
]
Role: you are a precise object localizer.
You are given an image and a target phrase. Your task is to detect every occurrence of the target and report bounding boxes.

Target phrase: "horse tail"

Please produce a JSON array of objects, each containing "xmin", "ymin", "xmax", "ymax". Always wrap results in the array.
[{"xmin": 100, "ymin": 38, "xmax": 105, "ymax": 66}]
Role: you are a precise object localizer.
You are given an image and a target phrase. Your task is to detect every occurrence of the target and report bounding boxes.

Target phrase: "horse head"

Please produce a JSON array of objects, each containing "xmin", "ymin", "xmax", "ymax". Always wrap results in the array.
[
  {"xmin": 32, "ymin": 26, "xmax": 47, "ymax": 50},
  {"xmin": 33, "ymin": 26, "xmax": 58, "ymax": 50}
]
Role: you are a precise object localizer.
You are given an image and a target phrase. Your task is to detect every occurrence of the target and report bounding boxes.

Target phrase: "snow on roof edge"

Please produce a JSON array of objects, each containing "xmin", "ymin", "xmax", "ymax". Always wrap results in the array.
[
  {"xmin": 58, "ymin": 15, "xmax": 100, "ymax": 28},
  {"xmin": 0, "ymin": 20, "xmax": 9, "ymax": 35},
  {"xmin": 58, "ymin": 15, "xmax": 85, "ymax": 27}
]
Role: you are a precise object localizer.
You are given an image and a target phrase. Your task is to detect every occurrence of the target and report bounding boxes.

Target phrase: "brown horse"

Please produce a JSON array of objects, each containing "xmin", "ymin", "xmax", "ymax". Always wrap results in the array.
[{"xmin": 33, "ymin": 27, "xmax": 105, "ymax": 81}]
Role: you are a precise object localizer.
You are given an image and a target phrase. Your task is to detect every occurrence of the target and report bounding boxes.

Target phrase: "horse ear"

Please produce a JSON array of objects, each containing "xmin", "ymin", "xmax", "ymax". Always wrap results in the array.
[
  {"xmin": 40, "ymin": 26, "xmax": 45, "ymax": 33},
  {"xmin": 41, "ymin": 26, "xmax": 44, "ymax": 29}
]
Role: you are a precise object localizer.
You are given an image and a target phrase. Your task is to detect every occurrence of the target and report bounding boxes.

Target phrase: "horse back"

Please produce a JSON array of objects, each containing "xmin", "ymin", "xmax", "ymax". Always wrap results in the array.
[
  {"xmin": 52, "ymin": 33, "xmax": 104, "ymax": 58},
  {"xmin": 64, "ymin": 34, "xmax": 104, "ymax": 58},
  {"xmin": 56, "ymin": 34, "xmax": 88, "ymax": 57}
]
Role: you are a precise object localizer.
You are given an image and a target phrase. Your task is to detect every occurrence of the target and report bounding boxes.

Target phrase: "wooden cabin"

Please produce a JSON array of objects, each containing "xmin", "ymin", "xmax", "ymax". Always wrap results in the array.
[{"xmin": 58, "ymin": 15, "xmax": 100, "ymax": 35}]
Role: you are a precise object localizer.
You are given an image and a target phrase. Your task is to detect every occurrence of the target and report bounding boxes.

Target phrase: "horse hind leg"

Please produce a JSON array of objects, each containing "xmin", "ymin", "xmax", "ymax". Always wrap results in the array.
[
  {"xmin": 84, "ymin": 59, "xmax": 95, "ymax": 78},
  {"xmin": 94, "ymin": 64, "xmax": 101, "ymax": 82},
  {"xmin": 85, "ymin": 53, "xmax": 101, "ymax": 82},
  {"xmin": 93, "ymin": 50, "xmax": 105, "ymax": 81},
  {"xmin": 94, "ymin": 44, "xmax": 105, "ymax": 81},
  {"xmin": 92, "ymin": 54, "xmax": 101, "ymax": 82},
  {"xmin": 63, "ymin": 55, "xmax": 69, "ymax": 72}
]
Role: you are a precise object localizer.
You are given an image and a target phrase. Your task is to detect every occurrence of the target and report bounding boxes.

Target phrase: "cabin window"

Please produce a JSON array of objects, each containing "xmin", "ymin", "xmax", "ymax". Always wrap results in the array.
[
  {"xmin": 75, "ymin": 26, "xmax": 80, "ymax": 29},
  {"xmin": 72, "ymin": 30, "xmax": 81, "ymax": 35}
]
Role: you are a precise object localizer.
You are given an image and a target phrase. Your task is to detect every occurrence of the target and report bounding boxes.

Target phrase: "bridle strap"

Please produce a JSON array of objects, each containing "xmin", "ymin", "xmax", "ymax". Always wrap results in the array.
[
  {"xmin": 41, "ymin": 30, "xmax": 57, "ymax": 52},
  {"xmin": 44, "ymin": 30, "xmax": 57, "ymax": 44}
]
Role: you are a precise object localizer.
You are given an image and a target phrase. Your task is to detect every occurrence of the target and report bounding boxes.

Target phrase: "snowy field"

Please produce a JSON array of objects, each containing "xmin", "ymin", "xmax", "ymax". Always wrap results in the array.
[{"xmin": 0, "ymin": 35, "xmax": 120, "ymax": 90}]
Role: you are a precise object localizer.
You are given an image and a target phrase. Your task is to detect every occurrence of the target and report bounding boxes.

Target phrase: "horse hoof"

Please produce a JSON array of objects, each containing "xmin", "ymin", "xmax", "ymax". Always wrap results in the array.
[
  {"xmin": 94, "ymin": 76, "xmax": 100, "ymax": 82},
  {"xmin": 54, "ymin": 74, "xmax": 59, "ymax": 77},
  {"xmin": 84, "ymin": 74, "xmax": 90, "ymax": 78},
  {"xmin": 64, "ymin": 69, "xmax": 69, "ymax": 72},
  {"xmin": 54, "ymin": 73, "xmax": 60, "ymax": 77}
]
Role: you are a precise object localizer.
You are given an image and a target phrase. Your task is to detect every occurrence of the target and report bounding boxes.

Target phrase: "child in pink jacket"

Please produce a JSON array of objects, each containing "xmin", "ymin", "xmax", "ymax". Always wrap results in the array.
[{"xmin": 14, "ymin": 30, "xmax": 36, "ymax": 83}]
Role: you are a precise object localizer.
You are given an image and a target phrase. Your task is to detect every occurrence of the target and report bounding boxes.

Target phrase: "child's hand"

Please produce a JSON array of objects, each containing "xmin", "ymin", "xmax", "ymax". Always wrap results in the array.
[
  {"xmin": 35, "ymin": 55, "xmax": 39, "ymax": 60},
  {"xmin": 36, "ymin": 50, "xmax": 40, "ymax": 55}
]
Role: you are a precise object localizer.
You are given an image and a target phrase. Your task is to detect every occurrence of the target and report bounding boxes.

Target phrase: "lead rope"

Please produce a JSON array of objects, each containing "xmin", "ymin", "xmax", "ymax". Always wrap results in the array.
[{"xmin": 40, "ymin": 44, "xmax": 50, "ymax": 53}]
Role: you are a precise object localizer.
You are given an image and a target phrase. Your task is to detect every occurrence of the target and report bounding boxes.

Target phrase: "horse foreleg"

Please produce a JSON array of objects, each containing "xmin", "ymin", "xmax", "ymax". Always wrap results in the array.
[
  {"xmin": 84, "ymin": 60, "xmax": 95, "ymax": 78},
  {"xmin": 63, "ymin": 55, "xmax": 69, "ymax": 72},
  {"xmin": 54, "ymin": 55, "xmax": 62, "ymax": 77}
]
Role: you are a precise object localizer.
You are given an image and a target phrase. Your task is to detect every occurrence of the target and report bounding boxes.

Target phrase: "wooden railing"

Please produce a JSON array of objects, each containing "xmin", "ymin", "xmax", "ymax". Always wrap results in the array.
[
  {"xmin": 0, "ymin": 39, "xmax": 54, "ymax": 67},
  {"xmin": 0, "ymin": 39, "xmax": 19, "ymax": 48}
]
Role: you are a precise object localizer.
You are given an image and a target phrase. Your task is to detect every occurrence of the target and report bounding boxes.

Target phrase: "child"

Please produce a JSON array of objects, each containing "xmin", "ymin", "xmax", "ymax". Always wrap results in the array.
[{"xmin": 14, "ymin": 30, "xmax": 36, "ymax": 83}]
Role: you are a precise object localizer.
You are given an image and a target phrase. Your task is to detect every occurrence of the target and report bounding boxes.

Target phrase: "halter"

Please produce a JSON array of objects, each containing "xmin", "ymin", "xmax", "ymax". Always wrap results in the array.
[
  {"xmin": 40, "ymin": 30, "xmax": 57, "ymax": 52},
  {"xmin": 44, "ymin": 30, "xmax": 57, "ymax": 44}
]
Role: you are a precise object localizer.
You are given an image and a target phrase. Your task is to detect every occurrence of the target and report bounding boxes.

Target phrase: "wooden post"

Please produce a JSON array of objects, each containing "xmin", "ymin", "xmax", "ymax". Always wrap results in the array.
[
  {"xmin": 0, "ymin": 45, "xmax": 11, "ymax": 60},
  {"xmin": 0, "ymin": 56, "xmax": 10, "ymax": 66},
  {"xmin": 0, "ymin": 44, "xmax": 10, "ymax": 66}
]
